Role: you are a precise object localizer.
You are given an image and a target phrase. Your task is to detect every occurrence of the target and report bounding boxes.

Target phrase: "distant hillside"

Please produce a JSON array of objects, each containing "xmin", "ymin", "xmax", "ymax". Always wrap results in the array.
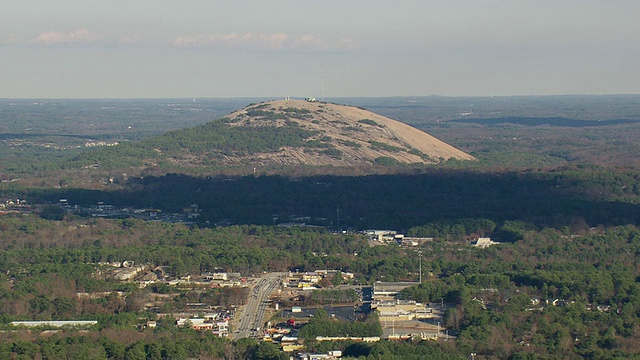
[
  {"xmin": 67, "ymin": 99, "xmax": 474, "ymax": 172},
  {"xmin": 449, "ymin": 117, "xmax": 640, "ymax": 127}
]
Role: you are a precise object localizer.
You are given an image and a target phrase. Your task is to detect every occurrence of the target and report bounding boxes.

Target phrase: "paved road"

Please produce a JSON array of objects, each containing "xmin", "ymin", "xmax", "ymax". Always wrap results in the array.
[{"xmin": 232, "ymin": 272, "xmax": 284, "ymax": 340}]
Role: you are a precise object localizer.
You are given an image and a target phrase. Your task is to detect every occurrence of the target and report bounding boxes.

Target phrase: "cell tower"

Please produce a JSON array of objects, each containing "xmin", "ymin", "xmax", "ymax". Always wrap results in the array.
[{"xmin": 320, "ymin": 68, "xmax": 325, "ymax": 101}]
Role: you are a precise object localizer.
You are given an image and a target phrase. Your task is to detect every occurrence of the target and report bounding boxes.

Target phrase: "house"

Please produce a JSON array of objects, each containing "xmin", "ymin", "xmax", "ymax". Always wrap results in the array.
[
  {"xmin": 176, "ymin": 317, "xmax": 229, "ymax": 337},
  {"xmin": 472, "ymin": 237, "xmax": 499, "ymax": 248},
  {"xmin": 530, "ymin": 298, "xmax": 541, "ymax": 305},
  {"xmin": 364, "ymin": 230, "xmax": 397, "ymax": 242},
  {"xmin": 548, "ymin": 298, "xmax": 571, "ymax": 307},
  {"xmin": 113, "ymin": 265, "xmax": 145, "ymax": 281}
]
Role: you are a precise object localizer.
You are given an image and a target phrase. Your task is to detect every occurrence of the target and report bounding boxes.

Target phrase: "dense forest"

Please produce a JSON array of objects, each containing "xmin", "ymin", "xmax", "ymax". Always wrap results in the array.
[{"xmin": 2, "ymin": 215, "xmax": 640, "ymax": 358}]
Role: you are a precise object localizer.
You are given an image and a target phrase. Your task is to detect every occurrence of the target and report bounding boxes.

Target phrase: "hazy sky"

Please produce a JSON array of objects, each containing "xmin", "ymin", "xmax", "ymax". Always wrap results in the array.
[{"xmin": 1, "ymin": 1, "xmax": 638, "ymax": 98}]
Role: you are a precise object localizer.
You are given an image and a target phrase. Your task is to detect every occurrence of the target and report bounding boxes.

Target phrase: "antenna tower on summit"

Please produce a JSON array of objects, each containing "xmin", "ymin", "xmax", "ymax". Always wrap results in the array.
[{"xmin": 320, "ymin": 68, "xmax": 325, "ymax": 101}]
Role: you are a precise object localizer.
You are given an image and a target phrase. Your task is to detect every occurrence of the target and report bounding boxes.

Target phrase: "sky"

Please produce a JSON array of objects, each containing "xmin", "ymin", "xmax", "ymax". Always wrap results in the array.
[{"xmin": 1, "ymin": 0, "xmax": 639, "ymax": 98}]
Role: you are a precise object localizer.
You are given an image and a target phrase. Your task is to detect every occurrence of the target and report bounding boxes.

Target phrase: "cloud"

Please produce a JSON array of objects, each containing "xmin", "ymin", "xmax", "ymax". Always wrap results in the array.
[
  {"xmin": 35, "ymin": 28, "xmax": 97, "ymax": 44},
  {"xmin": 0, "ymin": 33, "xmax": 17, "ymax": 45},
  {"xmin": 171, "ymin": 32, "xmax": 356, "ymax": 51}
]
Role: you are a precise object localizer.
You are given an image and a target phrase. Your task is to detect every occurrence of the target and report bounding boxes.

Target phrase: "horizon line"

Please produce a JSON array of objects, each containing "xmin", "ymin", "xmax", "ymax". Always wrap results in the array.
[{"xmin": 2, "ymin": 93, "xmax": 640, "ymax": 101}]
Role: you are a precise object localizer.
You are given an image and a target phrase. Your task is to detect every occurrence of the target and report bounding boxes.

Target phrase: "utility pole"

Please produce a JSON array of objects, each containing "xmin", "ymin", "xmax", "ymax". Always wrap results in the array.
[{"xmin": 418, "ymin": 251, "xmax": 423, "ymax": 283}]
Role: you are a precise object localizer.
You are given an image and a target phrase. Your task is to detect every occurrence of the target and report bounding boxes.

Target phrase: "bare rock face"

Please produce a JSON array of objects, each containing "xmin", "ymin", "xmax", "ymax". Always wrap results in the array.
[{"xmin": 217, "ymin": 99, "xmax": 475, "ymax": 167}]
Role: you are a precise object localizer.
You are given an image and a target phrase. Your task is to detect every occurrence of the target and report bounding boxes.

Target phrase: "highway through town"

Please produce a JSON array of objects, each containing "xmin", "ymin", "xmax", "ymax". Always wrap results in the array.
[{"xmin": 232, "ymin": 272, "xmax": 284, "ymax": 340}]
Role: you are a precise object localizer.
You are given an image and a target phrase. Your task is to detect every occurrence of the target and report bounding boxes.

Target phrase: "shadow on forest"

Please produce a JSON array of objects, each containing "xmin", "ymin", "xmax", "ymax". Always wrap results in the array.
[{"xmin": 30, "ymin": 170, "xmax": 640, "ymax": 231}]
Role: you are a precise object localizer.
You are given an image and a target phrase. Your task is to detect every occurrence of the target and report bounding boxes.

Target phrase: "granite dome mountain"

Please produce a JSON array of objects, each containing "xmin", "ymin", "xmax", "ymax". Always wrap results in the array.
[{"xmin": 72, "ymin": 99, "xmax": 474, "ymax": 172}]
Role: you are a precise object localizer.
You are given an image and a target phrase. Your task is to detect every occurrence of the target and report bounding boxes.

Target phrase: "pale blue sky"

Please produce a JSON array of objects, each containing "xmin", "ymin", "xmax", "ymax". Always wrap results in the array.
[{"xmin": 1, "ymin": 1, "xmax": 638, "ymax": 98}]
